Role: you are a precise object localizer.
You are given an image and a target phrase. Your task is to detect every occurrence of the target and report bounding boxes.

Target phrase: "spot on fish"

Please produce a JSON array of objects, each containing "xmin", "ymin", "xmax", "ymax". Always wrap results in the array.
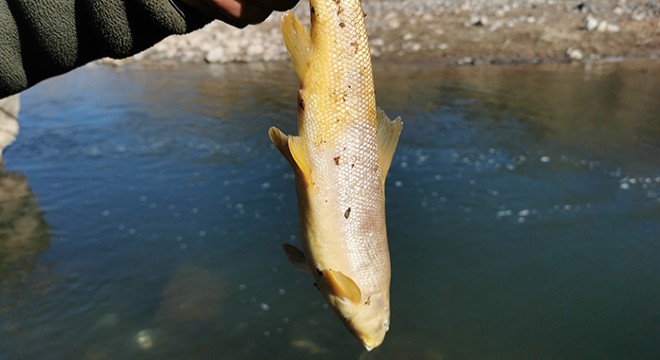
[
  {"xmin": 351, "ymin": 164, "xmax": 355, "ymax": 168},
  {"xmin": 339, "ymin": 22, "xmax": 345, "ymax": 28},
  {"xmin": 363, "ymin": 11, "xmax": 367, "ymax": 17},
  {"xmin": 350, "ymin": 42, "xmax": 359, "ymax": 54},
  {"xmin": 334, "ymin": 156, "xmax": 340, "ymax": 165},
  {"xmin": 298, "ymin": 97, "xmax": 305, "ymax": 110},
  {"xmin": 344, "ymin": 208, "xmax": 351, "ymax": 219},
  {"xmin": 317, "ymin": 269, "xmax": 323, "ymax": 276},
  {"xmin": 365, "ymin": 296, "xmax": 371, "ymax": 305},
  {"xmin": 337, "ymin": 6, "xmax": 343, "ymax": 15}
]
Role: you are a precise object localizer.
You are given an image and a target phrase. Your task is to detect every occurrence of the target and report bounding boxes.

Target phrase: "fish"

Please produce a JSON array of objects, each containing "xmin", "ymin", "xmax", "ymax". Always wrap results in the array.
[{"xmin": 268, "ymin": 0, "xmax": 402, "ymax": 352}]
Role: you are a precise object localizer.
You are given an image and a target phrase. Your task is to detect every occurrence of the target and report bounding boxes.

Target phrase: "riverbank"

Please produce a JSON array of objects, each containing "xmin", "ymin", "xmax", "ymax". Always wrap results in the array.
[{"xmin": 101, "ymin": 0, "xmax": 658, "ymax": 66}]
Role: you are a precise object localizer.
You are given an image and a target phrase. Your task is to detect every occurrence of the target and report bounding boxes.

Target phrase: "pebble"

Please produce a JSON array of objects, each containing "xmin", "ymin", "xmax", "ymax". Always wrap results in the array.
[
  {"xmin": 470, "ymin": 15, "xmax": 488, "ymax": 26},
  {"xmin": 205, "ymin": 48, "xmax": 225, "ymax": 63},
  {"xmin": 95, "ymin": 0, "xmax": 656, "ymax": 65},
  {"xmin": 457, "ymin": 56, "xmax": 475, "ymax": 65},
  {"xmin": 585, "ymin": 15, "xmax": 599, "ymax": 31},
  {"xmin": 566, "ymin": 48, "xmax": 584, "ymax": 61}
]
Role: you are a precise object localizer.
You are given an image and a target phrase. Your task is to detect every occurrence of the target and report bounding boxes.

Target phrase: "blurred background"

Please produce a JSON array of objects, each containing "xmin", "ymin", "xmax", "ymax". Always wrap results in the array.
[{"xmin": 0, "ymin": 1, "xmax": 658, "ymax": 359}]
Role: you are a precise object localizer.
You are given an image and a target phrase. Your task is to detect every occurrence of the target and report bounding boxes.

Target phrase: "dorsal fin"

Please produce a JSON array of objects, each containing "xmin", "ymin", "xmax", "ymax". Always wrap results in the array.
[
  {"xmin": 321, "ymin": 269, "xmax": 362, "ymax": 304},
  {"xmin": 268, "ymin": 127, "xmax": 312, "ymax": 183},
  {"xmin": 376, "ymin": 107, "xmax": 403, "ymax": 183},
  {"xmin": 281, "ymin": 12, "xmax": 311, "ymax": 81}
]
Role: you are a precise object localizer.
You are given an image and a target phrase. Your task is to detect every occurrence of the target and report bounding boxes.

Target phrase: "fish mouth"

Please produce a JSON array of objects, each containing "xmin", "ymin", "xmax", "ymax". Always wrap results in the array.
[
  {"xmin": 345, "ymin": 315, "xmax": 387, "ymax": 351},
  {"xmin": 359, "ymin": 336, "xmax": 383, "ymax": 352}
]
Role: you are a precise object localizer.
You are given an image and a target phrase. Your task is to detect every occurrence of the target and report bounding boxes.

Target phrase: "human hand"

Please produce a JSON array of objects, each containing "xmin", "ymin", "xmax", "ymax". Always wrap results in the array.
[{"xmin": 178, "ymin": 0, "xmax": 299, "ymax": 28}]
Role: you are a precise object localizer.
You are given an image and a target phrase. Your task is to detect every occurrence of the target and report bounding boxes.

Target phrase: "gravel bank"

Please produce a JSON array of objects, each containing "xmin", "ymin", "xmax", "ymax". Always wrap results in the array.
[{"xmin": 103, "ymin": 0, "xmax": 659, "ymax": 66}]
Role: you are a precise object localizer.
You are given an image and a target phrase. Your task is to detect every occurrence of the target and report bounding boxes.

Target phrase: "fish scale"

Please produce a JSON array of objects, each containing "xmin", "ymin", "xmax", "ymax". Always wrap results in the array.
[{"xmin": 268, "ymin": 0, "xmax": 402, "ymax": 351}]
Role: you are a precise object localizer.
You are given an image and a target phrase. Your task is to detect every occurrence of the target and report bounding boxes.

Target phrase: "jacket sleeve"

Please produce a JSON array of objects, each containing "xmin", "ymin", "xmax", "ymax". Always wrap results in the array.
[{"xmin": 0, "ymin": 0, "xmax": 211, "ymax": 97}]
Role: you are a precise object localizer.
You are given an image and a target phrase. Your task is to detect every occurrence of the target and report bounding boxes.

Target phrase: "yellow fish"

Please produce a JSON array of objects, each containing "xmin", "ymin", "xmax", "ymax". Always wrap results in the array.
[{"xmin": 268, "ymin": 0, "xmax": 402, "ymax": 351}]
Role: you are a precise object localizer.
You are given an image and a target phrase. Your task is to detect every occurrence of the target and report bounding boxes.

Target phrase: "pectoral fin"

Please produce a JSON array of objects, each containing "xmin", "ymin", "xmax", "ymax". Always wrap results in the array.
[
  {"xmin": 282, "ymin": 243, "xmax": 310, "ymax": 273},
  {"xmin": 322, "ymin": 270, "xmax": 362, "ymax": 304},
  {"xmin": 376, "ymin": 107, "xmax": 403, "ymax": 183},
  {"xmin": 268, "ymin": 127, "xmax": 312, "ymax": 183},
  {"xmin": 281, "ymin": 12, "xmax": 311, "ymax": 81}
]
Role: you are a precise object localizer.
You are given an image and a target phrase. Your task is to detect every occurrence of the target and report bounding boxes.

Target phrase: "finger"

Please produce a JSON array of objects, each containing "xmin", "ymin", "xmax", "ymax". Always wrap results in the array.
[
  {"xmin": 247, "ymin": 0, "xmax": 298, "ymax": 11},
  {"xmin": 212, "ymin": 0, "xmax": 272, "ymax": 25},
  {"xmin": 240, "ymin": 2, "xmax": 272, "ymax": 24},
  {"xmin": 215, "ymin": 9, "xmax": 249, "ymax": 28}
]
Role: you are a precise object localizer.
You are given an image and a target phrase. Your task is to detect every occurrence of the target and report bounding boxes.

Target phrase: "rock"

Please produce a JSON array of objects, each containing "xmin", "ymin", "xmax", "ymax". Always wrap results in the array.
[
  {"xmin": 403, "ymin": 42, "xmax": 422, "ymax": 52},
  {"xmin": 566, "ymin": 48, "xmax": 584, "ymax": 61},
  {"xmin": 246, "ymin": 43, "xmax": 265, "ymax": 58},
  {"xmin": 596, "ymin": 21, "xmax": 620, "ymax": 33},
  {"xmin": 471, "ymin": 15, "xmax": 488, "ymax": 26},
  {"xmin": 89, "ymin": 0, "xmax": 657, "ymax": 67},
  {"xmin": 576, "ymin": 2, "xmax": 589, "ymax": 12},
  {"xmin": 370, "ymin": 38, "xmax": 385, "ymax": 47},
  {"xmin": 585, "ymin": 15, "xmax": 599, "ymax": 31},
  {"xmin": 205, "ymin": 48, "xmax": 225, "ymax": 63},
  {"xmin": 631, "ymin": 12, "xmax": 646, "ymax": 21},
  {"xmin": 457, "ymin": 56, "xmax": 475, "ymax": 65},
  {"xmin": 387, "ymin": 18, "xmax": 401, "ymax": 30},
  {"xmin": 606, "ymin": 23, "xmax": 620, "ymax": 32}
]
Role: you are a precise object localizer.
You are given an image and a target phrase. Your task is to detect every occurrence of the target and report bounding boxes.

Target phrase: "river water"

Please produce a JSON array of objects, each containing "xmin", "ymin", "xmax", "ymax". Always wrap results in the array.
[{"xmin": 0, "ymin": 60, "xmax": 658, "ymax": 359}]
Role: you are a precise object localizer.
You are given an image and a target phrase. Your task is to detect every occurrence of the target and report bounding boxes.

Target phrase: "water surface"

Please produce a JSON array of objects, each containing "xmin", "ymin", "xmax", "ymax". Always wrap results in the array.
[{"xmin": 0, "ymin": 60, "xmax": 658, "ymax": 359}]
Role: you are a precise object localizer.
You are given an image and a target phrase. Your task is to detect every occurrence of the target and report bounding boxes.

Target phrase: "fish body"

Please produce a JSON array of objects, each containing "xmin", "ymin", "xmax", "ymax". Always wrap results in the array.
[{"xmin": 269, "ymin": 0, "xmax": 402, "ymax": 351}]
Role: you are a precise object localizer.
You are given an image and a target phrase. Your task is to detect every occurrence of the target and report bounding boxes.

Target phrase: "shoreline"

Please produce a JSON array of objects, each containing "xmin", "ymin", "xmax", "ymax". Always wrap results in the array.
[{"xmin": 100, "ymin": 0, "xmax": 659, "ymax": 67}]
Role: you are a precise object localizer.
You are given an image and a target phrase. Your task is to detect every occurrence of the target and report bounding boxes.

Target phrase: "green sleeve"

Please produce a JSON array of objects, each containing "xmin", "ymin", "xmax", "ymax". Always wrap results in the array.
[{"xmin": 0, "ymin": 0, "xmax": 211, "ymax": 97}]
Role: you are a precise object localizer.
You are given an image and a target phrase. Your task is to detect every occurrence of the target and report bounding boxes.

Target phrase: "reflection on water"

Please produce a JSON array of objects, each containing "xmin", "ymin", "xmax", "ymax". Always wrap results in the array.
[
  {"xmin": 0, "ymin": 170, "xmax": 50, "ymax": 286},
  {"xmin": 0, "ymin": 60, "xmax": 658, "ymax": 359}
]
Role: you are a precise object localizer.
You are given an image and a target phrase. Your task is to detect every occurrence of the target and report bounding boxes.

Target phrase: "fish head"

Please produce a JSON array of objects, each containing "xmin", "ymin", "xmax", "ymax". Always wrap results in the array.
[{"xmin": 335, "ymin": 291, "xmax": 390, "ymax": 351}]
